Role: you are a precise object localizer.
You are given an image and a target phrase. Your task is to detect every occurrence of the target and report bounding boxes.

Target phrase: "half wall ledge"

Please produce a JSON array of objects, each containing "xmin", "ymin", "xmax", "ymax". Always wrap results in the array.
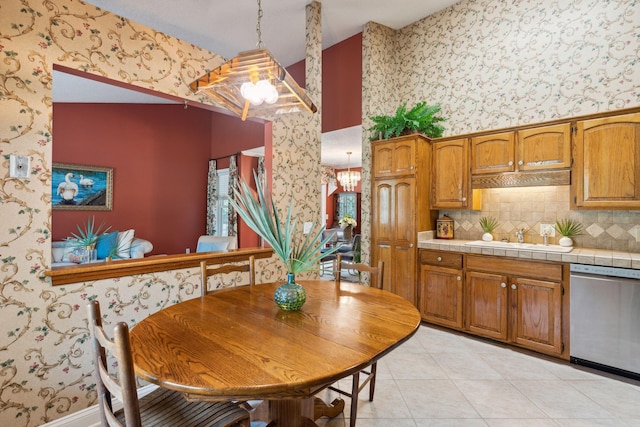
[{"xmin": 44, "ymin": 248, "xmax": 274, "ymax": 286}]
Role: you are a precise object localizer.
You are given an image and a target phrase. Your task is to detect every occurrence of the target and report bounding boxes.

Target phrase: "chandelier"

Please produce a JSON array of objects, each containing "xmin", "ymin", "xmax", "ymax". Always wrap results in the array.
[
  {"xmin": 337, "ymin": 152, "xmax": 361, "ymax": 192},
  {"xmin": 189, "ymin": 0, "xmax": 317, "ymax": 121}
]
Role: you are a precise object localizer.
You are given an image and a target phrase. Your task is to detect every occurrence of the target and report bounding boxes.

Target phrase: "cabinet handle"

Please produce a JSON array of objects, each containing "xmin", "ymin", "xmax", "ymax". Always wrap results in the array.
[
  {"xmin": 501, "ymin": 282, "xmax": 506, "ymax": 288},
  {"xmin": 518, "ymin": 160, "xmax": 523, "ymax": 166},
  {"xmin": 511, "ymin": 284, "xmax": 517, "ymax": 290},
  {"xmin": 508, "ymin": 161, "xmax": 513, "ymax": 166},
  {"xmin": 457, "ymin": 276, "xmax": 462, "ymax": 281},
  {"xmin": 461, "ymin": 197, "xmax": 467, "ymax": 202},
  {"xmin": 437, "ymin": 256, "xmax": 442, "ymax": 262},
  {"xmin": 409, "ymin": 243, "xmax": 414, "ymax": 248},
  {"xmin": 410, "ymin": 166, "xmax": 414, "ymax": 170}
]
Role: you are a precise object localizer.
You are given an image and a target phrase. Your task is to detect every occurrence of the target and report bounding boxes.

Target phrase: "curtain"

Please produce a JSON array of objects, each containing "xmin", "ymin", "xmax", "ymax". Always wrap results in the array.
[
  {"xmin": 227, "ymin": 155, "xmax": 238, "ymax": 237},
  {"xmin": 257, "ymin": 155, "xmax": 266, "ymax": 191},
  {"xmin": 206, "ymin": 160, "xmax": 218, "ymax": 235}
]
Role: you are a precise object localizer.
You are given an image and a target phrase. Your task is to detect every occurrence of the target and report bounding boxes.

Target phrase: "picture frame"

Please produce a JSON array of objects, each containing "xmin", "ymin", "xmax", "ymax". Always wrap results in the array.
[{"xmin": 52, "ymin": 162, "xmax": 113, "ymax": 211}]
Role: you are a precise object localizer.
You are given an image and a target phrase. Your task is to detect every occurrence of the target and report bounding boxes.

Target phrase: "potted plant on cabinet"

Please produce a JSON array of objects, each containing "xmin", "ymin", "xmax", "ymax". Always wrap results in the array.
[
  {"xmin": 479, "ymin": 216, "xmax": 499, "ymax": 241},
  {"xmin": 67, "ymin": 216, "xmax": 111, "ymax": 263},
  {"xmin": 368, "ymin": 102, "xmax": 446, "ymax": 140},
  {"xmin": 555, "ymin": 218, "xmax": 583, "ymax": 247},
  {"xmin": 230, "ymin": 172, "xmax": 339, "ymax": 311}
]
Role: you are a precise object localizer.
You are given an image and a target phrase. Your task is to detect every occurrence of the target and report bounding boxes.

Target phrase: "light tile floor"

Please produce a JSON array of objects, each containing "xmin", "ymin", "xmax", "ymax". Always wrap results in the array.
[{"xmin": 313, "ymin": 324, "xmax": 640, "ymax": 426}]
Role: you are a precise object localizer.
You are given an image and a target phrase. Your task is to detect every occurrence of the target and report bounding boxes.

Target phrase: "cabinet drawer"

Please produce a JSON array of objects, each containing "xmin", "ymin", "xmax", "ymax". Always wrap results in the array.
[
  {"xmin": 466, "ymin": 254, "xmax": 563, "ymax": 282},
  {"xmin": 420, "ymin": 250, "xmax": 463, "ymax": 269}
]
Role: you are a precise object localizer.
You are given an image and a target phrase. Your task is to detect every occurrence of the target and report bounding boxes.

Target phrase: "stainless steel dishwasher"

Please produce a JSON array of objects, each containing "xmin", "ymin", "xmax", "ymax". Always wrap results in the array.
[{"xmin": 570, "ymin": 263, "xmax": 640, "ymax": 380}]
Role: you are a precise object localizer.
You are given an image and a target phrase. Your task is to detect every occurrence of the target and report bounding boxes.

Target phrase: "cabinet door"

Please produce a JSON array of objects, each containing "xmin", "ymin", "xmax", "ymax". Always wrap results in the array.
[
  {"xmin": 510, "ymin": 277, "xmax": 563, "ymax": 355},
  {"xmin": 372, "ymin": 139, "xmax": 416, "ymax": 178},
  {"xmin": 471, "ymin": 132, "xmax": 515, "ymax": 174},
  {"xmin": 420, "ymin": 265, "xmax": 463, "ymax": 329},
  {"xmin": 432, "ymin": 138, "xmax": 469, "ymax": 209},
  {"xmin": 573, "ymin": 112, "xmax": 640, "ymax": 208},
  {"xmin": 465, "ymin": 271, "xmax": 508, "ymax": 341},
  {"xmin": 517, "ymin": 123, "xmax": 571, "ymax": 171},
  {"xmin": 372, "ymin": 178, "xmax": 417, "ymax": 304},
  {"xmin": 392, "ymin": 178, "xmax": 417, "ymax": 304},
  {"xmin": 372, "ymin": 181, "xmax": 393, "ymax": 292}
]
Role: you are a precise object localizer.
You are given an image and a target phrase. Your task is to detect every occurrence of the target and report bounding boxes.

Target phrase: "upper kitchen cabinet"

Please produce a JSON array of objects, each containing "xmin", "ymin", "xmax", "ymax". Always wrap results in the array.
[
  {"xmin": 471, "ymin": 124, "xmax": 571, "ymax": 174},
  {"xmin": 471, "ymin": 132, "xmax": 515, "ymax": 174},
  {"xmin": 431, "ymin": 138, "xmax": 470, "ymax": 209},
  {"xmin": 372, "ymin": 138, "xmax": 416, "ymax": 178},
  {"xmin": 572, "ymin": 112, "xmax": 640, "ymax": 209},
  {"xmin": 518, "ymin": 123, "xmax": 572, "ymax": 171}
]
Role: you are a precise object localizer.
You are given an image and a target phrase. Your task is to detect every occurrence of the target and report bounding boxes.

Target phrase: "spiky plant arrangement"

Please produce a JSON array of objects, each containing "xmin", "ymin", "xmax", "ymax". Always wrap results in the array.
[
  {"xmin": 479, "ymin": 216, "xmax": 499, "ymax": 233},
  {"xmin": 229, "ymin": 172, "xmax": 339, "ymax": 274},
  {"xmin": 555, "ymin": 218, "xmax": 583, "ymax": 238},
  {"xmin": 68, "ymin": 216, "xmax": 111, "ymax": 249}
]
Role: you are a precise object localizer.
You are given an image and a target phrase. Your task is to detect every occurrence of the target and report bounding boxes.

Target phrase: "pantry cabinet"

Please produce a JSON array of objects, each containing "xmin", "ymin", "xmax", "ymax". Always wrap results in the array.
[
  {"xmin": 372, "ymin": 135, "xmax": 436, "ymax": 305},
  {"xmin": 572, "ymin": 112, "xmax": 640, "ymax": 209}
]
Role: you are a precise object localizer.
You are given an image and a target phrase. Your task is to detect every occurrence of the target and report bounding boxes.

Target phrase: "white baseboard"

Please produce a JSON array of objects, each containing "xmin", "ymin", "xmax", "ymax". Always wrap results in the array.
[{"xmin": 41, "ymin": 384, "xmax": 158, "ymax": 427}]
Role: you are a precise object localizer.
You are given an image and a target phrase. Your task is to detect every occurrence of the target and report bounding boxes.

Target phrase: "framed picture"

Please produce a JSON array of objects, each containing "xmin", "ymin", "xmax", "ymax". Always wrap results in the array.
[{"xmin": 52, "ymin": 163, "xmax": 113, "ymax": 210}]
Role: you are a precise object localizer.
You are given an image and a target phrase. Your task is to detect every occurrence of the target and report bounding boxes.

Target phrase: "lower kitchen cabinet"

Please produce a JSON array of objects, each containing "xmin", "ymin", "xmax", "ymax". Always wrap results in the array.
[
  {"xmin": 419, "ymin": 251, "xmax": 464, "ymax": 329},
  {"xmin": 419, "ymin": 250, "xmax": 569, "ymax": 359}
]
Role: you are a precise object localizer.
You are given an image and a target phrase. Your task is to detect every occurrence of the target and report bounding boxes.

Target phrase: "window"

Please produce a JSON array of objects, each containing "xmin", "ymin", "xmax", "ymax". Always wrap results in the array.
[
  {"xmin": 216, "ymin": 169, "xmax": 229, "ymax": 236},
  {"xmin": 337, "ymin": 192, "xmax": 357, "ymax": 222}
]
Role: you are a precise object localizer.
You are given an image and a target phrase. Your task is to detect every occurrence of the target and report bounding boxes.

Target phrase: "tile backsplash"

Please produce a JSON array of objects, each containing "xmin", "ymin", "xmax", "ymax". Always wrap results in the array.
[{"xmin": 440, "ymin": 186, "xmax": 640, "ymax": 253}]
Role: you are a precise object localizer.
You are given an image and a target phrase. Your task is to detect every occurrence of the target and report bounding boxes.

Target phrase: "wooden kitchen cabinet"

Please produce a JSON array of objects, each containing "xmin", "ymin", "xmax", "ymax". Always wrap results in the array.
[
  {"xmin": 465, "ymin": 255, "xmax": 565, "ymax": 357},
  {"xmin": 372, "ymin": 135, "xmax": 436, "ymax": 306},
  {"xmin": 471, "ymin": 132, "xmax": 515, "ymax": 174},
  {"xmin": 419, "ymin": 250, "xmax": 464, "ymax": 329},
  {"xmin": 465, "ymin": 270, "xmax": 509, "ymax": 341},
  {"xmin": 471, "ymin": 124, "xmax": 571, "ymax": 174},
  {"xmin": 572, "ymin": 112, "xmax": 640, "ymax": 209},
  {"xmin": 372, "ymin": 138, "xmax": 416, "ymax": 177},
  {"xmin": 431, "ymin": 138, "xmax": 470, "ymax": 209},
  {"xmin": 371, "ymin": 135, "xmax": 437, "ymax": 306}
]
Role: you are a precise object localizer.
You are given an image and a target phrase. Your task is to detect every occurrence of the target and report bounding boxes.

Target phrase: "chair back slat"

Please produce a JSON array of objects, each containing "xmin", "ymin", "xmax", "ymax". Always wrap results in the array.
[
  {"xmin": 87, "ymin": 300, "xmax": 142, "ymax": 427},
  {"xmin": 200, "ymin": 256, "xmax": 255, "ymax": 297},
  {"xmin": 336, "ymin": 254, "xmax": 384, "ymax": 289}
]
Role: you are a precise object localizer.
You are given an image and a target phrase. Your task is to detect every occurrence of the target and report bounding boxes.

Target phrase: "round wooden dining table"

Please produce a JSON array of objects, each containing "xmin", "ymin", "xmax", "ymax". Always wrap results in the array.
[{"xmin": 129, "ymin": 280, "xmax": 421, "ymax": 427}]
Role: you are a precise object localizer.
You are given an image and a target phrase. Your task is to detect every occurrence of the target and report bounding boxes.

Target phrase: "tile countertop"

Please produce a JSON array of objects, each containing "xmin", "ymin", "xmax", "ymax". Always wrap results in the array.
[{"xmin": 417, "ymin": 233, "xmax": 640, "ymax": 270}]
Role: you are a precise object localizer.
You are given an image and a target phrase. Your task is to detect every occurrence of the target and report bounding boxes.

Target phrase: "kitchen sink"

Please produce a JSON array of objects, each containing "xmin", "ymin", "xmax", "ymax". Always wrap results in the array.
[{"xmin": 464, "ymin": 240, "xmax": 573, "ymax": 253}]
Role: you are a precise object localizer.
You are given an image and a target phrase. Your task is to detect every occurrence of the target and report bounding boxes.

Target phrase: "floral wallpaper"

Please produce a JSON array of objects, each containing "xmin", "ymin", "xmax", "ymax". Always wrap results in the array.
[
  {"xmin": 361, "ymin": 0, "xmax": 640, "ymax": 259},
  {"xmin": 0, "ymin": 0, "xmax": 320, "ymax": 425},
  {"xmin": 1, "ymin": 0, "xmax": 638, "ymax": 425}
]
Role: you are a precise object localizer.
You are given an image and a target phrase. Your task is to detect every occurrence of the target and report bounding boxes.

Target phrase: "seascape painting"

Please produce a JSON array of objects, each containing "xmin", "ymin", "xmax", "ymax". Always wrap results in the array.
[{"xmin": 52, "ymin": 163, "xmax": 113, "ymax": 210}]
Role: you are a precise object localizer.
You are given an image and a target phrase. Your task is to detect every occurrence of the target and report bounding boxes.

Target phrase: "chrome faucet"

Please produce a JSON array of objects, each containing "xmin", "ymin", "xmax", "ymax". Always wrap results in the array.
[
  {"xmin": 515, "ymin": 228, "xmax": 525, "ymax": 243},
  {"xmin": 542, "ymin": 231, "xmax": 549, "ymax": 246}
]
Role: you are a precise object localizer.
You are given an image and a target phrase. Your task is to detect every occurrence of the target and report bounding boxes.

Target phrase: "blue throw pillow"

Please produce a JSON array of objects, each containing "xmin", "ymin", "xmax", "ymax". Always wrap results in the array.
[
  {"xmin": 196, "ymin": 241, "xmax": 229, "ymax": 252},
  {"xmin": 96, "ymin": 231, "xmax": 119, "ymax": 259}
]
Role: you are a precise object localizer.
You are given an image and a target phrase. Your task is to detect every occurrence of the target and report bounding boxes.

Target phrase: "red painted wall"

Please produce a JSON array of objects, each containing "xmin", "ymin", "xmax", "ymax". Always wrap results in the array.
[
  {"xmin": 288, "ymin": 33, "xmax": 363, "ymax": 132},
  {"xmin": 53, "ymin": 103, "xmax": 265, "ymax": 255}
]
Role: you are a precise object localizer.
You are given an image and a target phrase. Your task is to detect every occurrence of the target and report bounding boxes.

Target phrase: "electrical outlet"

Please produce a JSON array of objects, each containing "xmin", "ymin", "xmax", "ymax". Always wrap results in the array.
[
  {"xmin": 9, "ymin": 154, "xmax": 30, "ymax": 179},
  {"xmin": 540, "ymin": 223, "xmax": 555, "ymax": 237},
  {"xmin": 303, "ymin": 222, "xmax": 313, "ymax": 234}
]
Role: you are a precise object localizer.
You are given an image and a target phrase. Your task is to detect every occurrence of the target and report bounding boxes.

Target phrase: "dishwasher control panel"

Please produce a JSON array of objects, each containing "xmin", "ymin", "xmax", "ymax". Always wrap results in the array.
[{"xmin": 570, "ymin": 263, "xmax": 640, "ymax": 280}]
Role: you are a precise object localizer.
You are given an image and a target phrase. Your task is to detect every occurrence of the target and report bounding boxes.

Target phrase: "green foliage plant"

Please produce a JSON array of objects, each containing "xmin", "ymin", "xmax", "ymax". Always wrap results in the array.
[
  {"xmin": 479, "ymin": 216, "xmax": 499, "ymax": 233},
  {"xmin": 555, "ymin": 218, "xmax": 583, "ymax": 237},
  {"xmin": 368, "ymin": 102, "xmax": 446, "ymax": 140},
  {"xmin": 68, "ymin": 216, "xmax": 111, "ymax": 248},
  {"xmin": 229, "ymin": 172, "xmax": 339, "ymax": 274}
]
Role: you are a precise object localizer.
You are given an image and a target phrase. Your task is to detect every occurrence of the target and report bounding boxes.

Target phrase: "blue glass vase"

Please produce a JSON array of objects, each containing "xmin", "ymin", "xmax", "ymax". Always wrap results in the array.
[{"xmin": 274, "ymin": 273, "xmax": 306, "ymax": 311}]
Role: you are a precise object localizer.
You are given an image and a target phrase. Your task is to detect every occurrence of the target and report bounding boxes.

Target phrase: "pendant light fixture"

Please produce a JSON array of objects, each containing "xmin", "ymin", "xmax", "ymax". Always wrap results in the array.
[
  {"xmin": 337, "ymin": 152, "xmax": 361, "ymax": 192},
  {"xmin": 189, "ymin": 0, "xmax": 317, "ymax": 121}
]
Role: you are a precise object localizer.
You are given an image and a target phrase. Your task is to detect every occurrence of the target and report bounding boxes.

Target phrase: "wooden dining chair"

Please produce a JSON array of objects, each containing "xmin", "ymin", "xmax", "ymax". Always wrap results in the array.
[
  {"xmin": 87, "ymin": 300, "xmax": 250, "ymax": 427},
  {"xmin": 200, "ymin": 256, "xmax": 255, "ymax": 297},
  {"xmin": 331, "ymin": 254, "xmax": 384, "ymax": 427}
]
